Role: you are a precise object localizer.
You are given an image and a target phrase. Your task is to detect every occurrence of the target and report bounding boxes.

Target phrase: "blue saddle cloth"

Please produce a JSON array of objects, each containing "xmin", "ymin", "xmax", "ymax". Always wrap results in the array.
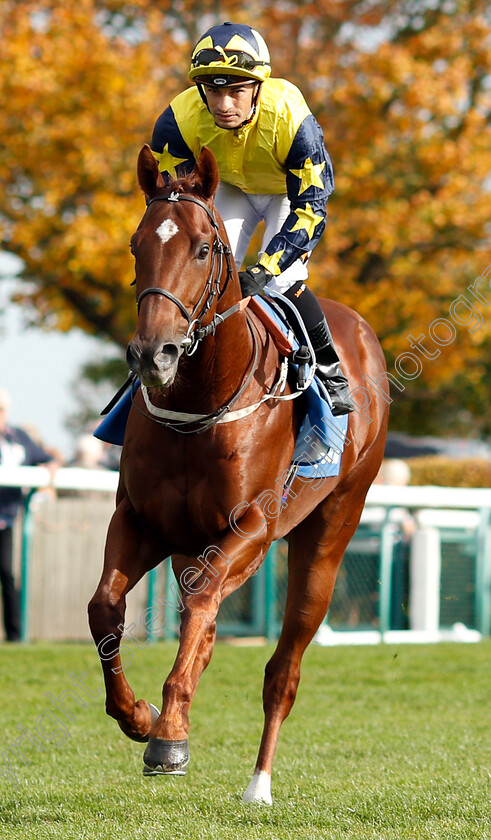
[
  {"xmin": 95, "ymin": 291, "xmax": 348, "ymax": 480},
  {"xmin": 255, "ymin": 290, "xmax": 348, "ymax": 479}
]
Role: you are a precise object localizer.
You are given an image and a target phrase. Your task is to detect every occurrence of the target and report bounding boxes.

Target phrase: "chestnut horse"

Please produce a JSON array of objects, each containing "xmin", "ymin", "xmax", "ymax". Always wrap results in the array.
[{"xmin": 88, "ymin": 144, "xmax": 389, "ymax": 805}]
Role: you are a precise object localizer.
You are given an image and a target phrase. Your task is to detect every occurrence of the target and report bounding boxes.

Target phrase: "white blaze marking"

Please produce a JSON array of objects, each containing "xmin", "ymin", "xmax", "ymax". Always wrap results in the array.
[{"xmin": 156, "ymin": 219, "xmax": 179, "ymax": 244}]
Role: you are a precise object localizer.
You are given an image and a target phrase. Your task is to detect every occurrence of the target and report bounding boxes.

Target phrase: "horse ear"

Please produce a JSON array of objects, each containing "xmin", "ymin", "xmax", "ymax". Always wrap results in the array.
[
  {"xmin": 137, "ymin": 144, "xmax": 165, "ymax": 197},
  {"xmin": 193, "ymin": 147, "xmax": 219, "ymax": 200}
]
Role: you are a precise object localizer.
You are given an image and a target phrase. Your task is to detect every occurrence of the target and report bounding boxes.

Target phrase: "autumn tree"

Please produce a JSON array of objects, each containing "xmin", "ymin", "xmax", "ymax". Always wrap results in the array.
[{"xmin": 1, "ymin": 0, "xmax": 490, "ymax": 435}]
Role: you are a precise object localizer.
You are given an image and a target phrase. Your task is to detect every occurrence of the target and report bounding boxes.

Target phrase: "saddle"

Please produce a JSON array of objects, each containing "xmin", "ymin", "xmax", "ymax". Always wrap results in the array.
[
  {"xmin": 246, "ymin": 290, "xmax": 349, "ymax": 484},
  {"xmin": 247, "ymin": 295, "xmax": 312, "ymax": 390},
  {"xmin": 94, "ymin": 290, "xmax": 349, "ymax": 486}
]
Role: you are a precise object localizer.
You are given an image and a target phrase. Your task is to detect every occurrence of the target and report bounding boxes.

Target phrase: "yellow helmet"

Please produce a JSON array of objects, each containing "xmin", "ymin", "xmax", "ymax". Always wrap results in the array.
[{"xmin": 189, "ymin": 22, "xmax": 271, "ymax": 87}]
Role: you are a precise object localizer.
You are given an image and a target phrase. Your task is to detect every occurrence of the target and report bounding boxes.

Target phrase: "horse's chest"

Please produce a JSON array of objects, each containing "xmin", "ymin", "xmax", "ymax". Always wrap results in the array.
[
  {"xmin": 123, "ymin": 405, "xmax": 294, "ymax": 550},
  {"xmin": 124, "ymin": 442, "xmax": 245, "ymax": 544}
]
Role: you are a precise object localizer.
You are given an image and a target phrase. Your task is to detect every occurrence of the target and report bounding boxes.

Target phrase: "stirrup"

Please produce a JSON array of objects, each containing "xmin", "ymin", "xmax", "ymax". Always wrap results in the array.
[{"xmin": 290, "ymin": 345, "xmax": 311, "ymax": 390}]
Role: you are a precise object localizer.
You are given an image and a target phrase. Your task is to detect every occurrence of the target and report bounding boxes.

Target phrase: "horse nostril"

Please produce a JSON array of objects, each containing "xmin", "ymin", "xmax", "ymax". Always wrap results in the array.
[
  {"xmin": 158, "ymin": 343, "xmax": 179, "ymax": 369},
  {"xmin": 126, "ymin": 343, "xmax": 140, "ymax": 371}
]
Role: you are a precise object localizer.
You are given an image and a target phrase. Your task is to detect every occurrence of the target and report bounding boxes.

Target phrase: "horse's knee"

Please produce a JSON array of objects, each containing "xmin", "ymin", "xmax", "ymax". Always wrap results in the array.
[{"xmin": 88, "ymin": 586, "xmax": 125, "ymax": 640}]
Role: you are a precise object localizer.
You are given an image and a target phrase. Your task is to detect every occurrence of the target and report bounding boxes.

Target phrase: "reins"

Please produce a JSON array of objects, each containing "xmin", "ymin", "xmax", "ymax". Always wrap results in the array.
[
  {"xmin": 125, "ymin": 189, "xmax": 313, "ymax": 435},
  {"xmin": 130, "ymin": 188, "xmax": 265, "ymax": 433},
  {"xmin": 137, "ymin": 191, "xmax": 238, "ymax": 356},
  {"xmin": 131, "ymin": 315, "xmax": 262, "ymax": 435}
]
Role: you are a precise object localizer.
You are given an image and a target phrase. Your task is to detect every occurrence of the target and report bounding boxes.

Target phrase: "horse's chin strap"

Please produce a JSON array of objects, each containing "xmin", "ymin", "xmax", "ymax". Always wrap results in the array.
[{"xmin": 139, "ymin": 191, "xmax": 237, "ymax": 355}]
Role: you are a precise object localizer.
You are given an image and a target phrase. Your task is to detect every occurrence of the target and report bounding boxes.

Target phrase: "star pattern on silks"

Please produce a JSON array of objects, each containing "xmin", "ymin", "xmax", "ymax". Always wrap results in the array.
[
  {"xmin": 289, "ymin": 158, "xmax": 326, "ymax": 195},
  {"xmin": 159, "ymin": 143, "xmax": 189, "ymax": 178},
  {"xmin": 289, "ymin": 204, "xmax": 325, "ymax": 240},
  {"xmin": 260, "ymin": 249, "xmax": 285, "ymax": 276}
]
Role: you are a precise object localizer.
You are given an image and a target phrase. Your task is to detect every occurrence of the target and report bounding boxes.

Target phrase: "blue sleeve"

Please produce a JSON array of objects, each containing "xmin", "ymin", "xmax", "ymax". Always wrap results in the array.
[
  {"xmin": 151, "ymin": 106, "xmax": 196, "ymax": 183},
  {"xmin": 259, "ymin": 114, "xmax": 334, "ymax": 276}
]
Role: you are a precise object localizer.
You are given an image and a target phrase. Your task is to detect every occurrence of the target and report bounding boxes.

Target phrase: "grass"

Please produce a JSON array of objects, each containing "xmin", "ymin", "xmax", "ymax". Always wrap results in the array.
[{"xmin": 0, "ymin": 640, "xmax": 489, "ymax": 839}]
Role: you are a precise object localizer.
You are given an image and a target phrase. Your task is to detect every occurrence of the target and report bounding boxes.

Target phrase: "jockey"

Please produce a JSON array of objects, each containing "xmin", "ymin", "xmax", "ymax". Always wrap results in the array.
[{"xmin": 151, "ymin": 22, "xmax": 353, "ymax": 415}]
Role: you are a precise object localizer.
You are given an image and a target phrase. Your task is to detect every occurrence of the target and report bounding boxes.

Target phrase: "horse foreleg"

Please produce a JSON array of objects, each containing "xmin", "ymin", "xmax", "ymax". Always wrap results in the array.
[
  {"xmin": 88, "ymin": 497, "xmax": 165, "ymax": 742},
  {"xmin": 141, "ymin": 586, "xmax": 220, "ymax": 777},
  {"xmin": 244, "ymin": 491, "xmax": 367, "ymax": 805},
  {"xmin": 143, "ymin": 503, "xmax": 268, "ymax": 776}
]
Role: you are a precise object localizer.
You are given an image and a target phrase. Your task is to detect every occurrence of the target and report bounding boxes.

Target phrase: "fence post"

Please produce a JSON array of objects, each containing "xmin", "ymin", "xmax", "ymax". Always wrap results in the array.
[
  {"xmin": 265, "ymin": 543, "xmax": 278, "ymax": 640},
  {"xmin": 476, "ymin": 508, "xmax": 491, "ymax": 637},
  {"xmin": 409, "ymin": 527, "xmax": 441, "ymax": 632},
  {"xmin": 20, "ymin": 490, "xmax": 36, "ymax": 643},
  {"xmin": 146, "ymin": 566, "xmax": 158, "ymax": 643},
  {"xmin": 379, "ymin": 515, "xmax": 395, "ymax": 637},
  {"xmin": 164, "ymin": 557, "xmax": 179, "ymax": 640}
]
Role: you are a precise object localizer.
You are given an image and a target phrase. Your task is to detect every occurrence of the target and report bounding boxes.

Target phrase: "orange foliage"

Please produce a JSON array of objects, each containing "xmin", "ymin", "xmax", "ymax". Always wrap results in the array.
[{"xmin": 0, "ymin": 1, "xmax": 490, "ymax": 431}]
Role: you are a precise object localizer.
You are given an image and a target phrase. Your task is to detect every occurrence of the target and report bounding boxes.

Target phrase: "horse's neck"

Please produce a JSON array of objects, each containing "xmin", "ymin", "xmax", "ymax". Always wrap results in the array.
[
  {"xmin": 155, "ymin": 274, "xmax": 253, "ymax": 414},
  {"xmin": 198, "ymin": 291, "xmax": 254, "ymax": 400}
]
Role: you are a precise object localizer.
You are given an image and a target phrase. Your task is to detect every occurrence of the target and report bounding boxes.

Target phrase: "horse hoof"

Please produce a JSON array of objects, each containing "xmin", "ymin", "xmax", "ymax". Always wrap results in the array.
[
  {"xmin": 118, "ymin": 702, "xmax": 160, "ymax": 743},
  {"xmin": 142, "ymin": 737, "xmax": 189, "ymax": 776},
  {"xmin": 243, "ymin": 770, "xmax": 273, "ymax": 806}
]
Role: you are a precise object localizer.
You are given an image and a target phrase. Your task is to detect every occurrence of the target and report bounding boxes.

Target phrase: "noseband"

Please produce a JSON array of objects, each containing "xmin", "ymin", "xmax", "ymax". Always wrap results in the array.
[{"xmin": 136, "ymin": 191, "xmax": 236, "ymax": 355}]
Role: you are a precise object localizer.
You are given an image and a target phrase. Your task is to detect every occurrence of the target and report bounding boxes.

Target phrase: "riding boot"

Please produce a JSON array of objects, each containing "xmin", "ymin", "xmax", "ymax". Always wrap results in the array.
[
  {"xmin": 308, "ymin": 317, "xmax": 354, "ymax": 415},
  {"xmin": 283, "ymin": 282, "xmax": 354, "ymax": 416}
]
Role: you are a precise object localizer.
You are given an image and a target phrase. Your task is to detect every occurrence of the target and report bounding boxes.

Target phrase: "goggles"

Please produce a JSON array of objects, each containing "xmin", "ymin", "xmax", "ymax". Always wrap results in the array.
[{"xmin": 191, "ymin": 49, "xmax": 267, "ymax": 71}]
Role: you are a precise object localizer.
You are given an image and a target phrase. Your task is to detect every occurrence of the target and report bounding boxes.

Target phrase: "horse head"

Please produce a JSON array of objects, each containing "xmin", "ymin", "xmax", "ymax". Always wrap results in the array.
[{"xmin": 126, "ymin": 144, "xmax": 234, "ymax": 389}]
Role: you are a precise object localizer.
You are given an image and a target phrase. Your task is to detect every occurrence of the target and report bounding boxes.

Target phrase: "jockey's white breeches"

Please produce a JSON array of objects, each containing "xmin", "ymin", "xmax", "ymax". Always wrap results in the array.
[{"xmin": 215, "ymin": 181, "xmax": 309, "ymax": 293}]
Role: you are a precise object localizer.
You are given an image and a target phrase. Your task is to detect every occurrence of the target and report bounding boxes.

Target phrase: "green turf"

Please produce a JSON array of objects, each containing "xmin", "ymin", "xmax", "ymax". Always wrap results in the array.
[{"xmin": 0, "ymin": 640, "xmax": 489, "ymax": 839}]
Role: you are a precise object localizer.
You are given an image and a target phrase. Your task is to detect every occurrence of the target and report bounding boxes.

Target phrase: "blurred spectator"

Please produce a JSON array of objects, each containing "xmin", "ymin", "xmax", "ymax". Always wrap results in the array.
[
  {"xmin": 21, "ymin": 423, "xmax": 64, "ymax": 465},
  {"xmin": 60, "ymin": 434, "xmax": 111, "ymax": 499},
  {"xmin": 376, "ymin": 459, "xmax": 415, "ymax": 529},
  {"xmin": 85, "ymin": 421, "xmax": 120, "ymax": 471},
  {"xmin": 68, "ymin": 434, "xmax": 107, "ymax": 469},
  {"xmin": 0, "ymin": 387, "xmax": 58, "ymax": 642},
  {"xmin": 375, "ymin": 458, "xmax": 412, "ymax": 486},
  {"xmin": 374, "ymin": 458, "xmax": 415, "ymax": 538},
  {"xmin": 99, "ymin": 442, "xmax": 121, "ymax": 471}
]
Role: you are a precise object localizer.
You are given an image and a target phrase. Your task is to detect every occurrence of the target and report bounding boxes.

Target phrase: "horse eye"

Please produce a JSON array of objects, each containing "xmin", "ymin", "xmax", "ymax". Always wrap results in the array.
[{"xmin": 198, "ymin": 243, "xmax": 210, "ymax": 260}]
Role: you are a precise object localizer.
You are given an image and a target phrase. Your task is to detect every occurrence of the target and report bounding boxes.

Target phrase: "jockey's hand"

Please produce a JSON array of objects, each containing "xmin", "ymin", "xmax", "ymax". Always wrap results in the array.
[{"xmin": 239, "ymin": 264, "xmax": 272, "ymax": 298}]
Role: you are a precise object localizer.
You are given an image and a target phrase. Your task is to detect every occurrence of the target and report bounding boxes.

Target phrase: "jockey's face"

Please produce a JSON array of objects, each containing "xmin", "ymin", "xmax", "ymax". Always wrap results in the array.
[{"xmin": 203, "ymin": 82, "xmax": 257, "ymax": 129}]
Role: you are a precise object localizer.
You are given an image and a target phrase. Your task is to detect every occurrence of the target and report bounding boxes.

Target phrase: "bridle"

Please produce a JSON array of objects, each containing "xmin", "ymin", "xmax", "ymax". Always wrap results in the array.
[
  {"xmin": 103, "ymin": 189, "xmax": 310, "ymax": 433},
  {"xmin": 136, "ymin": 190, "xmax": 239, "ymax": 356},
  {"xmin": 129, "ymin": 188, "xmax": 264, "ymax": 433}
]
